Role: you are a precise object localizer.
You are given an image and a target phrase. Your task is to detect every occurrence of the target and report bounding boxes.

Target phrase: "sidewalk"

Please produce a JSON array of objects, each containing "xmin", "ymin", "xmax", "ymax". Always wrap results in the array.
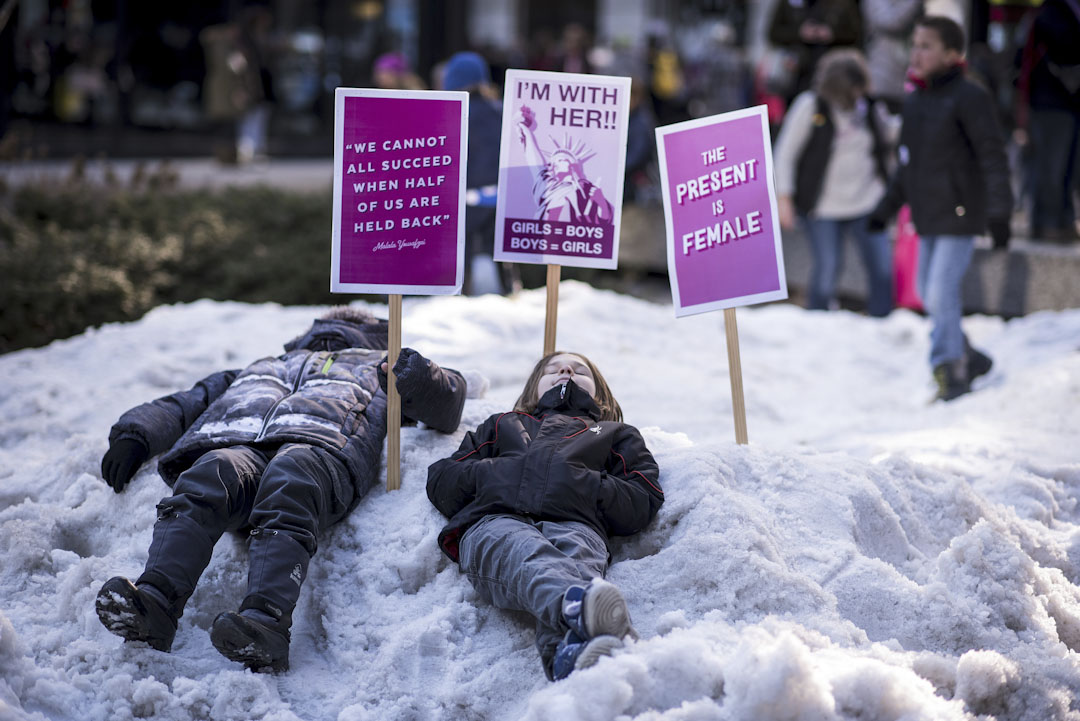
[
  {"xmin": 614, "ymin": 201, "xmax": 1080, "ymax": 316},
  {"xmin": 0, "ymin": 157, "xmax": 334, "ymax": 192},
  {"xmin": 4, "ymin": 156, "xmax": 1079, "ymax": 316}
]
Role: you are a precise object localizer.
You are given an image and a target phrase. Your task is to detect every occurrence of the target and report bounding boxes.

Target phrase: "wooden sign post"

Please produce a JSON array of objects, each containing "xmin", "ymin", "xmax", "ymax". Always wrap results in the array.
[
  {"xmin": 723, "ymin": 308, "xmax": 749, "ymax": 444},
  {"xmin": 655, "ymin": 106, "xmax": 789, "ymax": 445},
  {"xmin": 543, "ymin": 265, "xmax": 561, "ymax": 355},
  {"xmin": 386, "ymin": 295, "xmax": 403, "ymax": 489},
  {"xmin": 330, "ymin": 88, "xmax": 469, "ymax": 489}
]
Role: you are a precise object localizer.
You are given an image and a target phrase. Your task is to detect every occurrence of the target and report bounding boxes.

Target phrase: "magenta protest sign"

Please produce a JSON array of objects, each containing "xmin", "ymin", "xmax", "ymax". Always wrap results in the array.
[
  {"xmin": 494, "ymin": 69, "xmax": 631, "ymax": 270},
  {"xmin": 656, "ymin": 106, "xmax": 788, "ymax": 317},
  {"xmin": 331, "ymin": 88, "xmax": 468, "ymax": 294}
]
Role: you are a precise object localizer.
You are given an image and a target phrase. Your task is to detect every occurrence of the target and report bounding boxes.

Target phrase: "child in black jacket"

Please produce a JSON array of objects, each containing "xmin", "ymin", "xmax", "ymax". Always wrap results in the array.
[
  {"xmin": 96, "ymin": 307, "xmax": 466, "ymax": 671},
  {"xmin": 427, "ymin": 351, "xmax": 663, "ymax": 680}
]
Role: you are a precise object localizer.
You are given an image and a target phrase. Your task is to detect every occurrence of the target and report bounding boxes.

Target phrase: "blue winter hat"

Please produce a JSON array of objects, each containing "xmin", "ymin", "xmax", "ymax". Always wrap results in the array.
[{"xmin": 442, "ymin": 51, "xmax": 490, "ymax": 91}]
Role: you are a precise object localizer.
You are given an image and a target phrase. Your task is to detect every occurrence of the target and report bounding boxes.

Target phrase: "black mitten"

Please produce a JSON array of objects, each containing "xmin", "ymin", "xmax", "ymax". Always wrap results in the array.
[
  {"xmin": 101, "ymin": 438, "xmax": 149, "ymax": 493},
  {"xmin": 989, "ymin": 218, "xmax": 1011, "ymax": 250},
  {"xmin": 380, "ymin": 348, "xmax": 467, "ymax": 433}
]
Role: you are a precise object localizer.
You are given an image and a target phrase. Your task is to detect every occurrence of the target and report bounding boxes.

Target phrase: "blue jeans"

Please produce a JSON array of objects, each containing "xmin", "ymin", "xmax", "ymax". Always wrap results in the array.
[
  {"xmin": 801, "ymin": 215, "xmax": 893, "ymax": 317},
  {"xmin": 917, "ymin": 234, "xmax": 974, "ymax": 369}
]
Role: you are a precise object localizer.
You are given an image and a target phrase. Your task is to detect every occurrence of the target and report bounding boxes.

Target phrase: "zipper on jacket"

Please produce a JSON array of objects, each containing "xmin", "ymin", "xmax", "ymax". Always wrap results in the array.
[{"xmin": 255, "ymin": 351, "xmax": 324, "ymax": 441}]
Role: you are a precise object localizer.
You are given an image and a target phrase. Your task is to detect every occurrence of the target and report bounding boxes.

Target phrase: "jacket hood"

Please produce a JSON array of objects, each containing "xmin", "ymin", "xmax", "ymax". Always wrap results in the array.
[
  {"xmin": 535, "ymin": 379, "xmax": 601, "ymax": 420},
  {"xmin": 284, "ymin": 318, "xmax": 389, "ymax": 353}
]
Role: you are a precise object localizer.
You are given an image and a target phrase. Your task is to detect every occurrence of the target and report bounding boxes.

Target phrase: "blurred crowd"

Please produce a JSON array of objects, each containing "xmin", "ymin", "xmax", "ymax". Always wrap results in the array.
[{"xmin": 1, "ymin": 1, "xmax": 1076, "ymax": 244}]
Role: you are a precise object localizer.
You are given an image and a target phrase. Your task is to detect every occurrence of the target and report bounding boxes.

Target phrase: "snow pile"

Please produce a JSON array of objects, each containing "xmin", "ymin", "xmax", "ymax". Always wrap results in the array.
[{"xmin": 1, "ymin": 282, "xmax": 1079, "ymax": 720}]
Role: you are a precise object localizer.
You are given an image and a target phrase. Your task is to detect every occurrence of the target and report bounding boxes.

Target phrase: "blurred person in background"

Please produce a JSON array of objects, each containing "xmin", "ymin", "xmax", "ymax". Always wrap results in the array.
[
  {"xmin": 441, "ymin": 51, "xmax": 509, "ymax": 295},
  {"xmin": 372, "ymin": 50, "xmax": 426, "ymax": 91},
  {"xmin": 683, "ymin": 18, "xmax": 752, "ymax": 119},
  {"xmin": 623, "ymin": 77, "xmax": 658, "ymax": 205},
  {"xmin": 870, "ymin": 16, "xmax": 1011, "ymax": 401},
  {"xmin": 0, "ymin": 0, "xmax": 17, "ymax": 144},
  {"xmin": 774, "ymin": 48, "xmax": 897, "ymax": 317},
  {"xmin": 646, "ymin": 29, "xmax": 690, "ymax": 125},
  {"xmin": 555, "ymin": 23, "xmax": 593, "ymax": 75},
  {"xmin": 861, "ymin": 0, "xmax": 924, "ymax": 112},
  {"xmin": 201, "ymin": 5, "xmax": 275, "ymax": 164},
  {"xmin": 768, "ymin": 0, "xmax": 863, "ymax": 106},
  {"xmin": 1015, "ymin": 0, "xmax": 1080, "ymax": 243},
  {"xmin": 527, "ymin": 27, "xmax": 560, "ymax": 72}
]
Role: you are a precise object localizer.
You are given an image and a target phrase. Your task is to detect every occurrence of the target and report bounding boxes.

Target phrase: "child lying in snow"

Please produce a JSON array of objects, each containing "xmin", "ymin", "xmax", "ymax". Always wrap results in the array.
[
  {"xmin": 426, "ymin": 351, "xmax": 663, "ymax": 679},
  {"xmin": 95, "ymin": 307, "xmax": 467, "ymax": 671}
]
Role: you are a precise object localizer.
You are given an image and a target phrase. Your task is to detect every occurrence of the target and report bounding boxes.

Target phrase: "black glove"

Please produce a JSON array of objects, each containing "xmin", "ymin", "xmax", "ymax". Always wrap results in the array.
[
  {"xmin": 379, "ymin": 348, "xmax": 467, "ymax": 433},
  {"xmin": 989, "ymin": 218, "xmax": 1011, "ymax": 250},
  {"xmin": 867, "ymin": 208, "xmax": 890, "ymax": 233},
  {"xmin": 101, "ymin": 438, "xmax": 149, "ymax": 493}
]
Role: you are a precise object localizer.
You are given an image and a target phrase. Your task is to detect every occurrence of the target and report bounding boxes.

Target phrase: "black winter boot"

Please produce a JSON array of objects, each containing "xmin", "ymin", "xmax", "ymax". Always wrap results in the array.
[
  {"xmin": 210, "ymin": 528, "xmax": 309, "ymax": 672},
  {"xmin": 966, "ymin": 346, "xmax": 993, "ymax": 382},
  {"xmin": 135, "ymin": 504, "xmax": 217, "ymax": 620},
  {"xmin": 933, "ymin": 361, "xmax": 971, "ymax": 401},
  {"xmin": 210, "ymin": 608, "xmax": 291, "ymax": 672},
  {"xmin": 95, "ymin": 576, "xmax": 178, "ymax": 651}
]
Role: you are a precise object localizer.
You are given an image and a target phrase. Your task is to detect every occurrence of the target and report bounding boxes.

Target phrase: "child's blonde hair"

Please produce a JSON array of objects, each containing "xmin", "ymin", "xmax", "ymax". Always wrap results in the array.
[{"xmin": 513, "ymin": 351, "xmax": 623, "ymax": 422}]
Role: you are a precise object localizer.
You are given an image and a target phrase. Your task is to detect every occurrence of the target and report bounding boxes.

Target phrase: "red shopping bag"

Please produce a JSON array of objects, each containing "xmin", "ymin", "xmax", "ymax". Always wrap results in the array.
[{"xmin": 893, "ymin": 205, "xmax": 923, "ymax": 311}]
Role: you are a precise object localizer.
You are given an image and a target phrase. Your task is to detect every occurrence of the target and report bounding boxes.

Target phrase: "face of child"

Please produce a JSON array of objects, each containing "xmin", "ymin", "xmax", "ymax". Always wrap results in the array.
[
  {"xmin": 909, "ymin": 26, "xmax": 961, "ymax": 81},
  {"xmin": 536, "ymin": 353, "xmax": 596, "ymax": 399}
]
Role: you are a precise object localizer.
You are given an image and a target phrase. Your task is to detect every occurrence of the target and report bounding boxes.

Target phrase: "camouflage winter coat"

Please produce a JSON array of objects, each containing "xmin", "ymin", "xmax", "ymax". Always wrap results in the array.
[{"xmin": 109, "ymin": 318, "xmax": 465, "ymax": 500}]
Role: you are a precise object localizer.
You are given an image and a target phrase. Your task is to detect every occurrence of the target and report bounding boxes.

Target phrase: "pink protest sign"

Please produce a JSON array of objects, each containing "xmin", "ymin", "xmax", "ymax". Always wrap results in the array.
[
  {"xmin": 656, "ymin": 106, "xmax": 788, "ymax": 317},
  {"xmin": 494, "ymin": 69, "xmax": 631, "ymax": 270},
  {"xmin": 331, "ymin": 88, "xmax": 468, "ymax": 294}
]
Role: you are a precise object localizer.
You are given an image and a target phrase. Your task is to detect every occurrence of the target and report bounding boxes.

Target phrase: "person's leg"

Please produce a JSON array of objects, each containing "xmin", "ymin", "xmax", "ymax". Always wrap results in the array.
[
  {"xmin": 920, "ymin": 234, "xmax": 975, "ymax": 397},
  {"xmin": 849, "ymin": 214, "xmax": 893, "ymax": 317},
  {"xmin": 211, "ymin": 443, "xmax": 352, "ymax": 670},
  {"xmin": 531, "ymin": 520, "xmax": 611, "ymax": 667},
  {"xmin": 458, "ymin": 514, "xmax": 609, "ymax": 678},
  {"xmin": 1029, "ymin": 109, "xmax": 1073, "ymax": 236},
  {"xmin": 915, "ymin": 234, "xmax": 935, "ymax": 308},
  {"xmin": 535, "ymin": 520, "xmax": 638, "ymax": 679},
  {"xmin": 97, "ymin": 446, "xmax": 268, "ymax": 649},
  {"xmin": 237, "ymin": 105, "xmax": 270, "ymax": 163},
  {"xmin": 801, "ymin": 216, "xmax": 843, "ymax": 311},
  {"xmin": 139, "ymin": 447, "xmax": 269, "ymax": 609},
  {"xmin": 1065, "ymin": 111, "xmax": 1080, "ymax": 235}
]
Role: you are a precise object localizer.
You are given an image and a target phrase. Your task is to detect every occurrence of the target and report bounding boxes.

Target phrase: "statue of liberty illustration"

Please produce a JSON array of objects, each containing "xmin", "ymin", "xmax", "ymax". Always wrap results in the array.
[{"xmin": 515, "ymin": 105, "xmax": 613, "ymax": 225}]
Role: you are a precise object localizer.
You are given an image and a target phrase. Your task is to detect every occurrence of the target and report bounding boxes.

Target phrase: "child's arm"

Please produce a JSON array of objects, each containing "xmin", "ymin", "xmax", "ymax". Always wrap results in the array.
[
  {"xmin": 426, "ymin": 413, "xmax": 500, "ymax": 520},
  {"xmin": 379, "ymin": 348, "xmax": 467, "ymax": 433},
  {"xmin": 596, "ymin": 425, "xmax": 663, "ymax": 537},
  {"xmin": 104, "ymin": 369, "xmax": 240, "ymax": 490},
  {"xmin": 955, "ymin": 84, "xmax": 1013, "ymax": 231}
]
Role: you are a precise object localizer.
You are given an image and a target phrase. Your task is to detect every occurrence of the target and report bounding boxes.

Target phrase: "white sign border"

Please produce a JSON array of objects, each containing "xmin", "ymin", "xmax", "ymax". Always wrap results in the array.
[
  {"xmin": 655, "ymin": 104, "xmax": 788, "ymax": 318},
  {"xmin": 494, "ymin": 68, "xmax": 632, "ymax": 271},
  {"xmin": 330, "ymin": 87, "xmax": 469, "ymax": 295}
]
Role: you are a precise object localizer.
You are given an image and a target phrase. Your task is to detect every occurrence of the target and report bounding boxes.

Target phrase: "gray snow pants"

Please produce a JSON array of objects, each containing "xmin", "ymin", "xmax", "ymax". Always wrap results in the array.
[
  {"xmin": 458, "ymin": 513, "xmax": 609, "ymax": 678},
  {"xmin": 139, "ymin": 443, "xmax": 353, "ymax": 623}
]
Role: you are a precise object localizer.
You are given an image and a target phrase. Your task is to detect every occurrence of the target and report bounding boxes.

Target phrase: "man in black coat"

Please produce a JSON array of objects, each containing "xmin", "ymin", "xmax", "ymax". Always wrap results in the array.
[
  {"xmin": 95, "ymin": 307, "xmax": 467, "ymax": 671},
  {"xmin": 872, "ymin": 15, "xmax": 1012, "ymax": 401}
]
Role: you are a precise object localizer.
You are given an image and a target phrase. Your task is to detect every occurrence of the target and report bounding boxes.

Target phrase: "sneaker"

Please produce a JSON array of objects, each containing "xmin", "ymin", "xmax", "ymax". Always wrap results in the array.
[
  {"xmin": 933, "ymin": 362, "xmax": 970, "ymax": 402},
  {"xmin": 210, "ymin": 611, "xmax": 291, "ymax": 672},
  {"xmin": 563, "ymin": 579, "xmax": 639, "ymax": 642},
  {"xmin": 552, "ymin": 579, "xmax": 638, "ymax": 680},
  {"xmin": 551, "ymin": 631, "xmax": 624, "ymax": 680},
  {"xmin": 95, "ymin": 576, "xmax": 177, "ymax": 652}
]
